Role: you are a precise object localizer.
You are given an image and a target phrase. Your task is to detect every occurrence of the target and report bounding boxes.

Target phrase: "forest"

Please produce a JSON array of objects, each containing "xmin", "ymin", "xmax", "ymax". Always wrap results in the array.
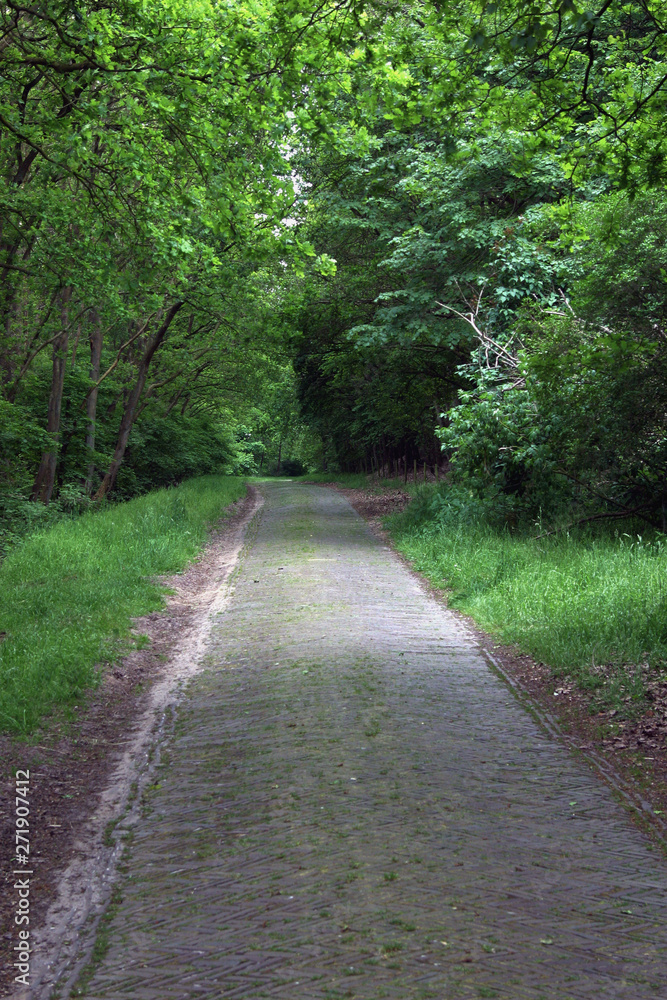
[
  {"xmin": 0, "ymin": 0, "xmax": 666, "ymax": 541},
  {"xmin": 1, "ymin": 0, "xmax": 667, "ymax": 729},
  {"xmin": 3, "ymin": 8, "xmax": 667, "ymax": 992}
]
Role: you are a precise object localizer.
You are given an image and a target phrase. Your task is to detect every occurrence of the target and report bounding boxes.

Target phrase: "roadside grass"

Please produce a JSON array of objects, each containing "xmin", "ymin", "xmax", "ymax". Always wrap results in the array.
[
  {"xmin": 300, "ymin": 471, "xmax": 371, "ymax": 489},
  {"xmin": 386, "ymin": 486, "xmax": 667, "ymax": 716},
  {"xmin": 0, "ymin": 475, "xmax": 247, "ymax": 734},
  {"xmin": 301, "ymin": 471, "xmax": 424, "ymax": 494}
]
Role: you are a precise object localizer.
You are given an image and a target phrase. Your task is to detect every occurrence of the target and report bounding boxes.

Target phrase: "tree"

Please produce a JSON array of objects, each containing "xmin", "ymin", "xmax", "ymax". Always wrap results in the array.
[{"xmin": 0, "ymin": 0, "xmax": 371, "ymax": 504}]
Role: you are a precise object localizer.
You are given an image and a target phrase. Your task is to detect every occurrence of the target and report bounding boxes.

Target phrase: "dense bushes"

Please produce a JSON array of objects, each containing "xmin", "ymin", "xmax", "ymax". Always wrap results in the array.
[
  {"xmin": 429, "ymin": 191, "xmax": 667, "ymax": 531},
  {"xmin": 0, "ymin": 396, "xmax": 260, "ymax": 552}
]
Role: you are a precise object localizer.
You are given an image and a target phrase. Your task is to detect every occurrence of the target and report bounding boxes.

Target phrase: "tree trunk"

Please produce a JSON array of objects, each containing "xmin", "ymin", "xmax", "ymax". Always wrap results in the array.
[
  {"xmin": 1, "ymin": 296, "xmax": 16, "ymax": 389},
  {"xmin": 94, "ymin": 301, "xmax": 183, "ymax": 501},
  {"xmin": 277, "ymin": 439, "xmax": 282, "ymax": 475},
  {"xmin": 164, "ymin": 388, "xmax": 183, "ymax": 416},
  {"xmin": 32, "ymin": 287, "xmax": 72, "ymax": 503},
  {"xmin": 70, "ymin": 318, "xmax": 82, "ymax": 365},
  {"xmin": 84, "ymin": 309, "xmax": 103, "ymax": 495},
  {"xmin": 0, "ymin": 246, "xmax": 21, "ymax": 385}
]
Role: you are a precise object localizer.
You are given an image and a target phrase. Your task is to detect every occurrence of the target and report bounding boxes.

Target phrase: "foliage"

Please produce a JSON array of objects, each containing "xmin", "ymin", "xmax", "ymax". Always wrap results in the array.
[
  {"xmin": 0, "ymin": 484, "xmax": 94, "ymax": 556},
  {"xmin": 266, "ymin": 0, "xmax": 667, "ymax": 537},
  {"xmin": 1, "ymin": 0, "xmax": 667, "ymax": 647},
  {"xmin": 437, "ymin": 364, "xmax": 561, "ymax": 515},
  {"xmin": 0, "ymin": 399, "xmax": 50, "ymax": 485},
  {"xmin": 430, "ymin": 190, "xmax": 667, "ymax": 529},
  {"xmin": 0, "ymin": 0, "xmax": 370, "ymax": 509}
]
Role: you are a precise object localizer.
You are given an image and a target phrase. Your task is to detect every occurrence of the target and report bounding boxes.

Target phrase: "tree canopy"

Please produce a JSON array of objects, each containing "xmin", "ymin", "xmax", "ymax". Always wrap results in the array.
[{"xmin": 1, "ymin": 0, "xmax": 666, "ymax": 535}]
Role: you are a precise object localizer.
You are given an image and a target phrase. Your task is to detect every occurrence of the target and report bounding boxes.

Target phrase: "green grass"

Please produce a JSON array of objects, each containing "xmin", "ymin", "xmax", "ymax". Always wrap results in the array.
[
  {"xmin": 387, "ymin": 487, "xmax": 667, "ymax": 715},
  {"xmin": 0, "ymin": 475, "xmax": 247, "ymax": 733},
  {"xmin": 301, "ymin": 471, "xmax": 426, "ymax": 494},
  {"xmin": 300, "ymin": 471, "xmax": 372, "ymax": 488}
]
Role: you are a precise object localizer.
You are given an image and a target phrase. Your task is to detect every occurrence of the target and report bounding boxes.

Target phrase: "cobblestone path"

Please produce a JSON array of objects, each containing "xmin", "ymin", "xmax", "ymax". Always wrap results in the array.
[{"xmin": 76, "ymin": 482, "xmax": 667, "ymax": 1000}]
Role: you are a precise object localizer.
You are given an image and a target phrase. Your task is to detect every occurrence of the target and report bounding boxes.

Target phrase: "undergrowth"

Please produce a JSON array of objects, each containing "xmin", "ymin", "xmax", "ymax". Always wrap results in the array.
[
  {"xmin": 0, "ymin": 475, "xmax": 246, "ymax": 734},
  {"xmin": 386, "ymin": 484, "xmax": 667, "ymax": 717},
  {"xmin": 0, "ymin": 483, "xmax": 96, "ymax": 557}
]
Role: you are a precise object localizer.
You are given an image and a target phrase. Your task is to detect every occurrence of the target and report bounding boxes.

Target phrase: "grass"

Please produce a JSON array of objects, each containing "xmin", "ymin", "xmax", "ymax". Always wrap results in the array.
[
  {"xmin": 301, "ymin": 471, "xmax": 426, "ymax": 494},
  {"xmin": 300, "ymin": 471, "xmax": 372, "ymax": 488},
  {"xmin": 386, "ymin": 485, "xmax": 667, "ymax": 716},
  {"xmin": 0, "ymin": 474, "xmax": 247, "ymax": 734}
]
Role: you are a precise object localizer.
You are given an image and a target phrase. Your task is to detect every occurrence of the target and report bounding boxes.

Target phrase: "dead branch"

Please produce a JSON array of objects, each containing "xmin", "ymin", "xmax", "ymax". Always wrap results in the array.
[{"xmin": 436, "ymin": 283, "xmax": 522, "ymax": 373}]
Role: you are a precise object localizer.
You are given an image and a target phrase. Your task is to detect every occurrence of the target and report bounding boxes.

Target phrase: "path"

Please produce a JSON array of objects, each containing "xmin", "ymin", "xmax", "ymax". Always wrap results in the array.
[{"xmin": 69, "ymin": 482, "xmax": 667, "ymax": 999}]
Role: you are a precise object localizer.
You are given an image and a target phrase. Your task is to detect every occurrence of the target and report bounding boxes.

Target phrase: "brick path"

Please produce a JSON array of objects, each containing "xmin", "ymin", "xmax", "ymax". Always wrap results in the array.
[{"xmin": 75, "ymin": 482, "xmax": 667, "ymax": 999}]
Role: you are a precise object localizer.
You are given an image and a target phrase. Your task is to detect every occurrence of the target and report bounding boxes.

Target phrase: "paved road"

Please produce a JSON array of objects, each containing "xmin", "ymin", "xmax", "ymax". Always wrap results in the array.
[{"xmin": 75, "ymin": 482, "xmax": 667, "ymax": 999}]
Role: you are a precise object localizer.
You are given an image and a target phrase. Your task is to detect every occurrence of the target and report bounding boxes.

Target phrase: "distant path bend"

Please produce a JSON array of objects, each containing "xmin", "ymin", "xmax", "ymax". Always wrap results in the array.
[{"xmin": 69, "ymin": 481, "xmax": 667, "ymax": 999}]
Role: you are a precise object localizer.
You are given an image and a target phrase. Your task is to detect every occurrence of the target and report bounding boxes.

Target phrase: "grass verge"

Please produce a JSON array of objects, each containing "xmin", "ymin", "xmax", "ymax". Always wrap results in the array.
[
  {"xmin": 301, "ymin": 471, "xmax": 424, "ymax": 493},
  {"xmin": 0, "ymin": 474, "xmax": 247, "ymax": 734},
  {"xmin": 300, "ymin": 471, "xmax": 372, "ymax": 488},
  {"xmin": 386, "ymin": 486, "xmax": 667, "ymax": 717}
]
